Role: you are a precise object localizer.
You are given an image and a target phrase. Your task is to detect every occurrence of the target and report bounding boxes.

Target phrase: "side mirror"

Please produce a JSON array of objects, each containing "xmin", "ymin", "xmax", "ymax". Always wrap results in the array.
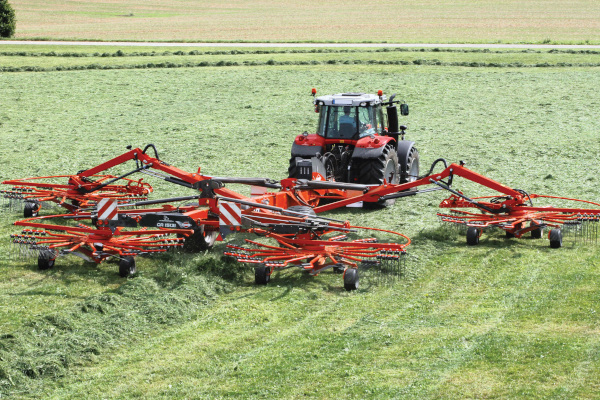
[{"xmin": 400, "ymin": 103, "xmax": 409, "ymax": 116}]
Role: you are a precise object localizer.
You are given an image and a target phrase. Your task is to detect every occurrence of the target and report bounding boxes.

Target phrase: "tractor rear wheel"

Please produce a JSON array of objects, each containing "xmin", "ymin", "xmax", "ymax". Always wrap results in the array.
[
  {"xmin": 359, "ymin": 145, "xmax": 399, "ymax": 208},
  {"xmin": 549, "ymin": 229, "xmax": 562, "ymax": 248},
  {"xmin": 119, "ymin": 256, "xmax": 136, "ymax": 277},
  {"xmin": 466, "ymin": 227, "xmax": 480, "ymax": 245},
  {"xmin": 343, "ymin": 268, "xmax": 359, "ymax": 291},
  {"xmin": 255, "ymin": 264, "xmax": 271, "ymax": 285}
]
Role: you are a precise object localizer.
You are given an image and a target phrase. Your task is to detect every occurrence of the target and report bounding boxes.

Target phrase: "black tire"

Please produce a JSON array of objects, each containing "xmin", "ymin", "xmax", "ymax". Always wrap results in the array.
[
  {"xmin": 322, "ymin": 153, "xmax": 336, "ymax": 181},
  {"xmin": 255, "ymin": 264, "xmax": 271, "ymax": 285},
  {"xmin": 181, "ymin": 225, "xmax": 218, "ymax": 253},
  {"xmin": 549, "ymin": 228, "xmax": 562, "ymax": 248},
  {"xmin": 333, "ymin": 264, "xmax": 345, "ymax": 274},
  {"xmin": 38, "ymin": 251, "xmax": 55, "ymax": 270},
  {"xmin": 24, "ymin": 202, "xmax": 39, "ymax": 218},
  {"xmin": 359, "ymin": 145, "xmax": 399, "ymax": 208},
  {"xmin": 284, "ymin": 205, "xmax": 317, "ymax": 217},
  {"xmin": 344, "ymin": 268, "xmax": 359, "ymax": 291},
  {"xmin": 531, "ymin": 226, "xmax": 543, "ymax": 239},
  {"xmin": 506, "ymin": 222, "xmax": 521, "ymax": 238},
  {"xmin": 119, "ymin": 256, "xmax": 136, "ymax": 277},
  {"xmin": 466, "ymin": 227, "xmax": 480, "ymax": 245},
  {"xmin": 400, "ymin": 146, "xmax": 420, "ymax": 183}
]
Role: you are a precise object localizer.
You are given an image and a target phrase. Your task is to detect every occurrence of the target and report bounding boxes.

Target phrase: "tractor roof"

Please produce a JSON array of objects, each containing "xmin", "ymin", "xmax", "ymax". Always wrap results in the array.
[{"xmin": 314, "ymin": 93, "xmax": 385, "ymax": 107}]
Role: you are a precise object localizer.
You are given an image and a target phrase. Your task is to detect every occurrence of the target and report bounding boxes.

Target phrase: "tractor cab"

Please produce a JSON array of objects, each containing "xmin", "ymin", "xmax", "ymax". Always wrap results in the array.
[{"xmin": 314, "ymin": 93, "xmax": 385, "ymax": 140}]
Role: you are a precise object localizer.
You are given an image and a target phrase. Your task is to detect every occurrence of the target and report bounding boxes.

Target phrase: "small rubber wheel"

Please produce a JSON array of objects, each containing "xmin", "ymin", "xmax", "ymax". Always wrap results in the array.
[
  {"xmin": 181, "ymin": 225, "xmax": 218, "ymax": 252},
  {"xmin": 549, "ymin": 229, "xmax": 562, "ymax": 249},
  {"xmin": 466, "ymin": 227, "xmax": 480, "ymax": 245},
  {"xmin": 24, "ymin": 202, "xmax": 39, "ymax": 218},
  {"xmin": 343, "ymin": 268, "xmax": 359, "ymax": 291},
  {"xmin": 119, "ymin": 256, "xmax": 136, "ymax": 277},
  {"xmin": 255, "ymin": 264, "xmax": 270, "ymax": 285},
  {"xmin": 38, "ymin": 252, "xmax": 55, "ymax": 270},
  {"xmin": 333, "ymin": 264, "xmax": 345, "ymax": 274},
  {"xmin": 531, "ymin": 226, "xmax": 543, "ymax": 239}
]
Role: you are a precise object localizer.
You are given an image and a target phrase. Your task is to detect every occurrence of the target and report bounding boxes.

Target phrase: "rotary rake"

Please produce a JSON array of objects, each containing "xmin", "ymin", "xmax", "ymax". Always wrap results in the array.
[
  {"xmin": 427, "ymin": 162, "xmax": 600, "ymax": 247},
  {"xmin": 4, "ymin": 146, "xmax": 599, "ymax": 289},
  {"xmin": 10, "ymin": 211, "xmax": 191, "ymax": 277},
  {"xmin": 225, "ymin": 226, "xmax": 408, "ymax": 290}
]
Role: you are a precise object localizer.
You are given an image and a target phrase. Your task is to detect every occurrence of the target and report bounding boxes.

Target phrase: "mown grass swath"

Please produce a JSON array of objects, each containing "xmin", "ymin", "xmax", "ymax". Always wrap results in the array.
[
  {"xmin": 0, "ymin": 47, "xmax": 599, "ymax": 398},
  {"xmin": 2, "ymin": 47, "xmax": 600, "ymax": 72}
]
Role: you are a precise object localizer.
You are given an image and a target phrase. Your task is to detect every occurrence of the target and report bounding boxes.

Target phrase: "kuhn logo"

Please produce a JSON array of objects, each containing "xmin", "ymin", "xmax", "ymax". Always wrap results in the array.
[
  {"xmin": 156, "ymin": 216, "xmax": 176, "ymax": 229},
  {"xmin": 179, "ymin": 221, "xmax": 192, "ymax": 229}
]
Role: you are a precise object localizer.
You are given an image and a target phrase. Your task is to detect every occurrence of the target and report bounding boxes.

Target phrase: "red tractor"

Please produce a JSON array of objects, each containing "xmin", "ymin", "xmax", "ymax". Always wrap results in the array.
[{"xmin": 288, "ymin": 90, "xmax": 419, "ymax": 207}]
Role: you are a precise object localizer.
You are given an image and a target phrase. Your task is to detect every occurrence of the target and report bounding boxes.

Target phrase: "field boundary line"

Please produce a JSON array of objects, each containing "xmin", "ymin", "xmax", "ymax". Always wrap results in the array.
[{"xmin": 2, "ymin": 41, "xmax": 600, "ymax": 49}]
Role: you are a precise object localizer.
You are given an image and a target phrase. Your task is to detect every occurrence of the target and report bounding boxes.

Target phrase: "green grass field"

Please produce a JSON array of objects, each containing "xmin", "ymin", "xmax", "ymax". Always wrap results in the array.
[
  {"xmin": 6, "ymin": 0, "xmax": 600, "ymax": 44},
  {"xmin": 1, "ymin": 47, "xmax": 600, "ymax": 399}
]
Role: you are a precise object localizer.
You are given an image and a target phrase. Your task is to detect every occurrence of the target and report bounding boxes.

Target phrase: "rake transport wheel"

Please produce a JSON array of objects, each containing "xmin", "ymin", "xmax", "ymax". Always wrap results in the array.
[
  {"xmin": 38, "ymin": 251, "xmax": 55, "ymax": 270},
  {"xmin": 24, "ymin": 201, "xmax": 39, "ymax": 218},
  {"xmin": 182, "ymin": 225, "xmax": 218, "ymax": 252},
  {"xmin": 119, "ymin": 256, "xmax": 137, "ymax": 277},
  {"xmin": 255, "ymin": 264, "xmax": 271, "ymax": 285},
  {"xmin": 549, "ymin": 229, "xmax": 563, "ymax": 249},
  {"xmin": 505, "ymin": 223, "xmax": 521, "ymax": 239},
  {"xmin": 360, "ymin": 145, "xmax": 399, "ymax": 209},
  {"xmin": 466, "ymin": 227, "xmax": 480, "ymax": 245},
  {"xmin": 531, "ymin": 225, "xmax": 543, "ymax": 239},
  {"xmin": 343, "ymin": 268, "xmax": 359, "ymax": 291}
]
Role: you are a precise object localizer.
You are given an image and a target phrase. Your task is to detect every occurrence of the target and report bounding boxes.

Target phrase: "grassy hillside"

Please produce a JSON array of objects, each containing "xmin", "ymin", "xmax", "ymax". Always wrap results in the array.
[
  {"xmin": 5, "ymin": 0, "xmax": 600, "ymax": 44},
  {"xmin": 0, "ymin": 48, "xmax": 599, "ymax": 398}
]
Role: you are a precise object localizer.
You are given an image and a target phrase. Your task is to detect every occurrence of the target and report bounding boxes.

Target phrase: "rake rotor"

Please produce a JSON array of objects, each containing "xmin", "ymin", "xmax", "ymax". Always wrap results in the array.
[
  {"xmin": 2, "ymin": 174, "xmax": 152, "ymax": 216},
  {"xmin": 224, "ymin": 226, "xmax": 409, "ymax": 290},
  {"xmin": 11, "ymin": 215, "xmax": 191, "ymax": 276},
  {"xmin": 438, "ymin": 191, "xmax": 600, "ymax": 247}
]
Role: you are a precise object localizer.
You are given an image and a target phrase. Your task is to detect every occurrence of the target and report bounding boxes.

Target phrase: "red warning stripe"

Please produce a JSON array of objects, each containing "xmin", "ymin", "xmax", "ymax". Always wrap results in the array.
[
  {"xmin": 219, "ymin": 202, "xmax": 242, "ymax": 226},
  {"xmin": 97, "ymin": 198, "xmax": 118, "ymax": 221}
]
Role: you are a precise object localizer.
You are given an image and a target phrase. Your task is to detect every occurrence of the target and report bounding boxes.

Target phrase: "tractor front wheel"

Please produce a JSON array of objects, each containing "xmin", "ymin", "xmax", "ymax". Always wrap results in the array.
[
  {"xmin": 400, "ymin": 146, "xmax": 420, "ymax": 183},
  {"xmin": 359, "ymin": 145, "xmax": 399, "ymax": 208}
]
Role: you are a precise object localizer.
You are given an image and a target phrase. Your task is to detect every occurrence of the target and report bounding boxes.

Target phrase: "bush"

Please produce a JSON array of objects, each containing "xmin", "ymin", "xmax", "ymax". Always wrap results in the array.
[{"xmin": 0, "ymin": 0, "xmax": 16, "ymax": 38}]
